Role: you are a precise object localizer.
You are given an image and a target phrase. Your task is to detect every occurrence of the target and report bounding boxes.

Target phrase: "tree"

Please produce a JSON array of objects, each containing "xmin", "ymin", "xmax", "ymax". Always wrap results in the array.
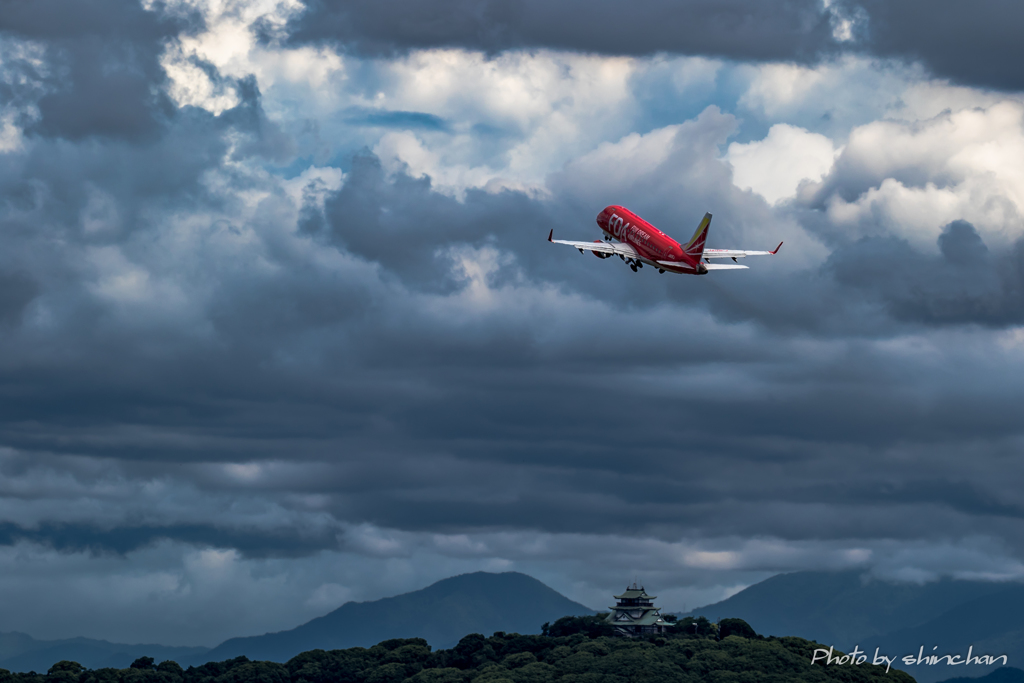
[
  {"xmin": 717, "ymin": 619, "xmax": 759, "ymax": 640},
  {"xmin": 407, "ymin": 669, "xmax": 467, "ymax": 683},
  {"xmin": 540, "ymin": 616, "xmax": 615, "ymax": 639},
  {"xmin": 670, "ymin": 616, "xmax": 716, "ymax": 638},
  {"xmin": 45, "ymin": 661, "xmax": 84, "ymax": 683},
  {"xmin": 156, "ymin": 663, "xmax": 182, "ymax": 676},
  {"xmin": 449, "ymin": 634, "xmax": 497, "ymax": 669},
  {"xmin": 212, "ymin": 661, "xmax": 289, "ymax": 683}
]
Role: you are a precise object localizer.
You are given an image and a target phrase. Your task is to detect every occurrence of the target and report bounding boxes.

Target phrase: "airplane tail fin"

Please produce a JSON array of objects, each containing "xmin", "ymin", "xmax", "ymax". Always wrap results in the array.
[{"xmin": 683, "ymin": 212, "xmax": 712, "ymax": 259}]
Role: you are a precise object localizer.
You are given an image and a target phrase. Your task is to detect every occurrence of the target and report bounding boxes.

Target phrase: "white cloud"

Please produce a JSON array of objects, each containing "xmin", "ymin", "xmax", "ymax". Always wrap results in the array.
[
  {"xmin": 159, "ymin": 0, "xmax": 345, "ymax": 116},
  {"xmin": 281, "ymin": 165, "xmax": 345, "ymax": 211},
  {"xmin": 161, "ymin": 46, "xmax": 242, "ymax": 115},
  {"xmin": 822, "ymin": 0, "xmax": 866, "ymax": 43},
  {"xmin": 370, "ymin": 49, "xmax": 638, "ymax": 195},
  {"xmin": 885, "ymin": 81, "xmax": 1017, "ymax": 123},
  {"xmin": 382, "ymin": 49, "xmax": 634, "ymax": 133},
  {"xmin": 0, "ymin": 37, "xmax": 48, "ymax": 152},
  {"xmin": 820, "ymin": 101, "xmax": 1024, "ymax": 248},
  {"xmin": 735, "ymin": 57, "xmax": 952, "ymax": 139},
  {"xmin": 373, "ymin": 131, "xmax": 514, "ymax": 199},
  {"xmin": 740, "ymin": 63, "xmax": 828, "ymax": 117},
  {"xmin": 0, "ymin": 111, "xmax": 25, "ymax": 154},
  {"xmin": 726, "ymin": 124, "xmax": 839, "ymax": 204}
]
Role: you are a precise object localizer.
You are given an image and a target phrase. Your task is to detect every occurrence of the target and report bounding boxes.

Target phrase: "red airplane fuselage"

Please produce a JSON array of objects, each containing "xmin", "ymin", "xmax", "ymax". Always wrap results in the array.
[{"xmin": 595, "ymin": 205, "xmax": 703, "ymax": 274}]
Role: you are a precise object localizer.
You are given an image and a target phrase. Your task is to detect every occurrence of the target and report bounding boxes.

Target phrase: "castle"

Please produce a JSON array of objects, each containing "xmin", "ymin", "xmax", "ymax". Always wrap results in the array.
[{"xmin": 604, "ymin": 582, "xmax": 671, "ymax": 636}]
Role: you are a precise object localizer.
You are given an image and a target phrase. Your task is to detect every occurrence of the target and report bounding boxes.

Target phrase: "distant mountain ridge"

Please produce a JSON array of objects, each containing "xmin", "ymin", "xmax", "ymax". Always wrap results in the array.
[
  {"xmin": 686, "ymin": 570, "xmax": 1006, "ymax": 645},
  {"xmin": 688, "ymin": 571, "xmax": 1024, "ymax": 683},
  {"xmin": 0, "ymin": 572, "xmax": 593, "ymax": 672},
  {"xmin": 199, "ymin": 571, "xmax": 595, "ymax": 663},
  {"xmin": 936, "ymin": 667, "xmax": 1024, "ymax": 683},
  {"xmin": 0, "ymin": 632, "xmax": 209, "ymax": 674}
]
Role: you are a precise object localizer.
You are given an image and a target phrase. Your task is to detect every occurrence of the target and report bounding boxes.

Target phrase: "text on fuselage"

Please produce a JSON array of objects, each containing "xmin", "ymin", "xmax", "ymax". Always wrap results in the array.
[{"xmin": 608, "ymin": 213, "xmax": 658, "ymax": 252}]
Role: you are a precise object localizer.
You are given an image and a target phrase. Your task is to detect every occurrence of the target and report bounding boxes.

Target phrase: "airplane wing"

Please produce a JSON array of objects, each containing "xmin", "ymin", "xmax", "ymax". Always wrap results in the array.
[
  {"xmin": 547, "ymin": 230, "xmax": 639, "ymax": 259},
  {"xmin": 702, "ymin": 242, "xmax": 783, "ymax": 259}
]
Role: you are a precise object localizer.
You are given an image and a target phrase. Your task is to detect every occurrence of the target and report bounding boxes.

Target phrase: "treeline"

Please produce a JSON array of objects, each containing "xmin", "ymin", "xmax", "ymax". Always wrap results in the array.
[{"xmin": 0, "ymin": 616, "xmax": 915, "ymax": 683}]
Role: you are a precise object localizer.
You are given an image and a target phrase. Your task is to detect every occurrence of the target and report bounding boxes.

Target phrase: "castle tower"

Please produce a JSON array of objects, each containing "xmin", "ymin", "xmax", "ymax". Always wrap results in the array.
[{"xmin": 605, "ymin": 582, "xmax": 671, "ymax": 636}]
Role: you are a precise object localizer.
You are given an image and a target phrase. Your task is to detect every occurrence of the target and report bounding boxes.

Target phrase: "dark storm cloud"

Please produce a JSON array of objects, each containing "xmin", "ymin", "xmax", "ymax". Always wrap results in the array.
[
  {"xmin": 845, "ymin": 0, "xmax": 1024, "ymax": 91},
  {"xmin": 4, "ymin": 154, "xmax": 1016, "ymax": 551},
  {"xmin": 314, "ymin": 153, "xmax": 551, "ymax": 290},
  {"xmin": 0, "ymin": 0, "xmax": 198, "ymax": 141},
  {"xmin": 828, "ymin": 220, "xmax": 1024, "ymax": 327},
  {"xmin": 0, "ymin": 521, "xmax": 338, "ymax": 557},
  {"xmin": 3, "ymin": 87, "xmax": 1020, "ymax": 557},
  {"xmin": 286, "ymin": 0, "xmax": 835, "ymax": 62},
  {"xmin": 286, "ymin": 0, "xmax": 1024, "ymax": 92},
  {"xmin": 0, "ymin": 271, "xmax": 37, "ymax": 325},
  {"xmin": 267, "ymin": 153, "xmax": 1024, "ymax": 544}
]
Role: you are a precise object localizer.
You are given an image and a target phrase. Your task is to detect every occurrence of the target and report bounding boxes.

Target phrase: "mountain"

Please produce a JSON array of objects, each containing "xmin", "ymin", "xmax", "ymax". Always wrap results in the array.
[
  {"xmin": 686, "ymin": 570, "xmax": 1007, "ymax": 646},
  {"xmin": 937, "ymin": 668, "xmax": 1024, "ymax": 683},
  {"xmin": 0, "ymin": 632, "xmax": 209, "ymax": 673},
  {"xmin": 858, "ymin": 584, "xmax": 1024, "ymax": 683},
  {"xmin": 688, "ymin": 571, "xmax": 1024, "ymax": 683},
  {"xmin": 198, "ymin": 571, "xmax": 594, "ymax": 663},
  {"xmin": 0, "ymin": 572, "xmax": 592, "ymax": 673}
]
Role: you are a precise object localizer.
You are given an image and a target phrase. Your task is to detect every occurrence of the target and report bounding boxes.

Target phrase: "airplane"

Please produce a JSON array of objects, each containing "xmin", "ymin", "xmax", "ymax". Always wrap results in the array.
[{"xmin": 548, "ymin": 205, "xmax": 781, "ymax": 275}]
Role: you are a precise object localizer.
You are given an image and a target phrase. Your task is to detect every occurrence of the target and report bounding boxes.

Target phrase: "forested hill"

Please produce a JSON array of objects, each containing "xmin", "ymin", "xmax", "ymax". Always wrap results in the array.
[
  {"xmin": 0, "ymin": 617, "xmax": 915, "ymax": 683},
  {"xmin": 201, "ymin": 572, "xmax": 594, "ymax": 663}
]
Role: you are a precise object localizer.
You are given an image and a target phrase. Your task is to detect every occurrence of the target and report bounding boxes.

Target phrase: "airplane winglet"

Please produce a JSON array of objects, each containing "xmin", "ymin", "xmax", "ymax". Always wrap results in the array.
[
  {"xmin": 770, "ymin": 241, "xmax": 783, "ymax": 255},
  {"xmin": 547, "ymin": 229, "xmax": 553, "ymax": 242}
]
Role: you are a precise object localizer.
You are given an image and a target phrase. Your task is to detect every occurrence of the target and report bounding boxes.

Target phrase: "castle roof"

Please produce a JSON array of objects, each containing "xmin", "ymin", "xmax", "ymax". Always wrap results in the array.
[
  {"xmin": 606, "ymin": 611, "xmax": 667, "ymax": 627},
  {"xmin": 613, "ymin": 587, "xmax": 656, "ymax": 600}
]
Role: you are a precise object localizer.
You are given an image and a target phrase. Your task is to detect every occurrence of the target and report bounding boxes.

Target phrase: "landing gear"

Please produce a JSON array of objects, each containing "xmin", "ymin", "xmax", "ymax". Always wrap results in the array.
[
  {"xmin": 658, "ymin": 268, "xmax": 665, "ymax": 274},
  {"xmin": 629, "ymin": 263, "xmax": 637, "ymax": 272}
]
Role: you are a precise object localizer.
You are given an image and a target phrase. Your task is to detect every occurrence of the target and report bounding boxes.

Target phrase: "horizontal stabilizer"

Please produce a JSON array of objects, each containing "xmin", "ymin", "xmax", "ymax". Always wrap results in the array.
[
  {"xmin": 704, "ymin": 263, "xmax": 749, "ymax": 270},
  {"xmin": 656, "ymin": 261, "xmax": 697, "ymax": 271}
]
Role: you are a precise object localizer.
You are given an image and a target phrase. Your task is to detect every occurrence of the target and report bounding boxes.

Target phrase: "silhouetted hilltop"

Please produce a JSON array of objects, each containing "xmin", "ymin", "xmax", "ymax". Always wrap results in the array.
[
  {"xmin": 199, "ymin": 571, "xmax": 594, "ymax": 663},
  {"xmin": 0, "ymin": 618, "xmax": 916, "ymax": 683}
]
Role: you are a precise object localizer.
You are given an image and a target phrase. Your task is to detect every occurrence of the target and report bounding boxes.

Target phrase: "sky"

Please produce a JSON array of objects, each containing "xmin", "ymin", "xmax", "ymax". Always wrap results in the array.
[{"xmin": 2, "ymin": 0, "xmax": 1024, "ymax": 648}]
